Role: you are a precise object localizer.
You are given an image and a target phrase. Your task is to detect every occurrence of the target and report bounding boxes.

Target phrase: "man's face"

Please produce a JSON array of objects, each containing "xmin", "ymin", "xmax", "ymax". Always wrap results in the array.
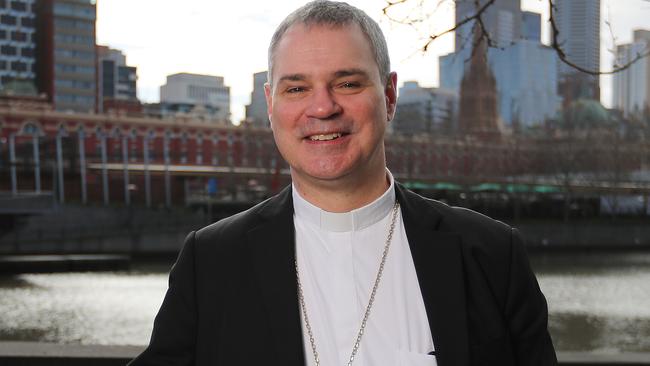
[{"xmin": 265, "ymin": 23, "xmax": 397, "ymax": 189}]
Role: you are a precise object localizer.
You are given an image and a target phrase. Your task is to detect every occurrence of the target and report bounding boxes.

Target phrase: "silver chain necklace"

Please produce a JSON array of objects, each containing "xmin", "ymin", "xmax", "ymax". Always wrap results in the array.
[{"xmin": 295, "ymin": 201, "xmax": 400, "ymax": 366}]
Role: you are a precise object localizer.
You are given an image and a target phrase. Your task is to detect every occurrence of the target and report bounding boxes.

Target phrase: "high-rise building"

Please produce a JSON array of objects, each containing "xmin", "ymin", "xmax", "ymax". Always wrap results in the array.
[
  {"xmin": 552, "ymin": 0, "xmax": 601, "ymax": 102},
  {"xmin": 489, "ymin": 41, "xmax": 560, "ymax": 127},
  {"xmin": 613, "ymin": 30, "xmax": 650, "ymax": 118},
  {"xmin": 97, "ymin": 45, "xmax": 138, "ymax": 113},
  {"xmin": 522, "ymin": 11, "xmax": 541, "ymax": 42},
  {"xmin": 245, "ymin": 71, "xmax": 269, "ymax": 127},
  {"xmin": 35, "ymin": 0, "xmax": 97, "ymax": 112},
  {"xmin": 392, "ymin": 81, "xmax": 457, "ymax": 135},
  {"xmin": 455, "ymin": 0, "xmax": 521, "ymax": 51},
  {"xmin": 0, "ymin": 0, "xmax": 36, "ymax": 90},
  {"xmin": 441, "ymin": 6, "xmax": 560, "ymax": 128},
  {"xmin": 160, "ymin": 73, "xmax": 230, "ymax": 122}
]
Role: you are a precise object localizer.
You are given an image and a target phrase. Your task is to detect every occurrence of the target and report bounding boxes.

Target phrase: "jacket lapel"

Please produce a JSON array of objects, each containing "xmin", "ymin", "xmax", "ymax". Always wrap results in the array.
[
  {"xmin": 247, "ymin": 187, "xmax": 306, "ymax": 366},
  {"xmin": 245, "ymin": 184, "xmax": 469, "ymax": 366},
  {"xmin": 397, "ymin": 184, "xmax": 469, "ymax": 366}
]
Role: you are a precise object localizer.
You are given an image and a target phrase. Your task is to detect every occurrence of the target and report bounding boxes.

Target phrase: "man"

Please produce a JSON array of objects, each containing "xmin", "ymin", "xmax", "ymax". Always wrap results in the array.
[{"xmin": 129, "ymin": 1, "xmax": 557, "ymax": 365}]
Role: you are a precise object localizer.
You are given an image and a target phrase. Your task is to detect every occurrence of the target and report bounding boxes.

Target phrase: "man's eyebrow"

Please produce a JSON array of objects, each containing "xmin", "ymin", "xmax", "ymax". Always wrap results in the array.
[
  {"xmin": 334, "ymin": 68, "xmax": 370, "ymax": 78},
  {"xmin": 277, "ymin": 74, "xmax": 306, "ymax": 83},
  {"xmin": 277, "ymin": 69, "xmax": 371, "ymax": 84}
]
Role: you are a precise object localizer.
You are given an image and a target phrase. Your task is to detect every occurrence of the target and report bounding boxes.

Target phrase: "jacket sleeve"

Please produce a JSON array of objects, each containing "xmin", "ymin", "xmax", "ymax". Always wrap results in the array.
[
  {"xmin": 128, "ymin": 231, "xmax": 198, "ymax": 366},
  {"xmin": 505, "ymin": 228, "xmax": 558, "ymax": 366}
]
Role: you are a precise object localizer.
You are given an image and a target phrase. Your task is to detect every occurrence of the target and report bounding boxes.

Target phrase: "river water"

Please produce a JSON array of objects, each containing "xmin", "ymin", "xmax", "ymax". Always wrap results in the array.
[{"xmin": 0, "ymin": 252, "xmax": 649, "ymax": 352}]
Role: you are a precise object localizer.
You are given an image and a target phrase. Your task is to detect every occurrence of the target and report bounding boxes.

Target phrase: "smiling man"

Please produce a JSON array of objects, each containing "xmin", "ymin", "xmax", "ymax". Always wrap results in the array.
[{"xmin": 129, "ymin": 1, "xmax": 557, "ymax": 366}]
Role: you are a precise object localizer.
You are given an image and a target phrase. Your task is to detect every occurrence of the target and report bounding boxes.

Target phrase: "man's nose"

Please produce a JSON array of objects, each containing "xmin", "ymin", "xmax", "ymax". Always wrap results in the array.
[{"xmin": 305, "ymin": 87, "xmax": 341, "ymax": 119}]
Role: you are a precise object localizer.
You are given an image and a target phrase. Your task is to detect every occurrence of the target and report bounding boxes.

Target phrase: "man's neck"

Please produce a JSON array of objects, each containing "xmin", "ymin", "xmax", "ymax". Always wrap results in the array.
[{"xmin": 291, "ymin": 168, "xmax": 390, "ymax": 213}]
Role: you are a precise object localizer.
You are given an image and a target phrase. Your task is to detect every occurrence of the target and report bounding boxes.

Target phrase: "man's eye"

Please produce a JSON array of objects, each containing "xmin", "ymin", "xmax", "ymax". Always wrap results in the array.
[
  {"xmin": 286, "ymin": 86, "xmax": 305, "ymax": 93},
  {"xmin": 340, "ymin": 82, "xmax": 360, "ymax": 88}
]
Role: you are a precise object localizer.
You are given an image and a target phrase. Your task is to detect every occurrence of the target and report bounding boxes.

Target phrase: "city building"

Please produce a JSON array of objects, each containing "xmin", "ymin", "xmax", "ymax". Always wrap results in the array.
[
  {"xmin": 0, "ymin": 0, "xmax": 36, "ymax": 91},
  {"xmin": 522, "ymin": 11, "xmax": 541, "ymax": 42},
  {"xmin": 160, "ymin": 72, "xmax": 230, "ymax": 122},
  {"xmin": 97, "ymin": 45, "xmax": 139, "ymax": 114},
  {"xmin": 392, "ymin": 81, "xmax": 457, "ymax": 135},
  {"xmin": 613, "ymin": 29, "xmax": 650, "ymax": 118},
  {"xmin": 552, "ymin": 0, "xmax": 601, "ymax": 103},
  {"xmin": 454, "ymin": 0, "xmax": 521, "ymax": 51},
  {"xmin": 489, "ymin": 40, "xmax": 560, "ymax": 128},
  {"xmin": 34, "ymin": 0, "xmax": 97, "ymax": 113},
  {"xmin": 245, "ymin": 71, "xmax": 268, "ymax": 127},
  {"xmin": 458, "ymin": 30, "xmax": 500, "ymax": 138},
  {"xmin": 440, "ymin": 7, "xmax": 560, "ymax": 128}
]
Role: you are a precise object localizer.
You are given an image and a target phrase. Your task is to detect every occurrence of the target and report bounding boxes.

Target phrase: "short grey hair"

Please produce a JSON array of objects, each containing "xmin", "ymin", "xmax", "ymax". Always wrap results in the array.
[{"xmin": 267, "ymin": 0, "xmax": 390, "ymax": 85}]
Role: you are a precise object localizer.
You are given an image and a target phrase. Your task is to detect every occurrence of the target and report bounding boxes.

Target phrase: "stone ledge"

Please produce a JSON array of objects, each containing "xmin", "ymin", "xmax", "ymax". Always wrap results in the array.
[
  {"xmin": 0, "ymin": 342, "xmax": 649, "ymax": 365},
  {"xmin": 0, "ymin": 341, "xmax": 143, "ymax": 358}
]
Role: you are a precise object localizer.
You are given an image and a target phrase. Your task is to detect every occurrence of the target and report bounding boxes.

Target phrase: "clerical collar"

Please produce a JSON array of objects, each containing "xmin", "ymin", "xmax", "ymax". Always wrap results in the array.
[{"xmin": 292, "ymin": 170, "xmax": 396, "ymax": 232}]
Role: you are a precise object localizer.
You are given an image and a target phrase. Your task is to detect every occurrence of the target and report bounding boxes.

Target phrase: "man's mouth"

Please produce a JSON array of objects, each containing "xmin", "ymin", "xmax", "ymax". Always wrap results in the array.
[{"xmin": 307, "ymin": 133, "xmax": 343, "ymax": 141}]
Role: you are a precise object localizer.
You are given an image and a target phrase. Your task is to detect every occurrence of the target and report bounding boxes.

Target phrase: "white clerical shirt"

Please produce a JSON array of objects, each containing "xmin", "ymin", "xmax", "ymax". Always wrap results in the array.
[{"xmin": 293, "ymin": 172, "xmax": 436, "ymax": 366}]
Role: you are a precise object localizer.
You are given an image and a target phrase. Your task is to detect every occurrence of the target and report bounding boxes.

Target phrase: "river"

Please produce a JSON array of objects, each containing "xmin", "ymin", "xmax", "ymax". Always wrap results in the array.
[{"xmin": 1, "ymin": 252, "xmax": 649, "ymax": 352}]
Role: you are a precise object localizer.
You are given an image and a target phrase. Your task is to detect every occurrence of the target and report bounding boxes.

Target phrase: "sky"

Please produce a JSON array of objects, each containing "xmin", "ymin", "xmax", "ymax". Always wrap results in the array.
[{"xmin": 96, "ymin": 0, "xmax": 650, "ymax": 124}]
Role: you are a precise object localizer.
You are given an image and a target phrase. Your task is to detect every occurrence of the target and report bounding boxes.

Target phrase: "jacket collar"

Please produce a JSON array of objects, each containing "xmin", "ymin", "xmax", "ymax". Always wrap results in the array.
[
  {"xmin": 396, "ymin": 183, "xmax": 469, "ymax": 366},
  {"xmin": 248, "ymin": 184, "xmax": 468, "ymax": 366},
  {"xmin": 247, "ymin": 186, "xmax": 305, "ymax": 365}
]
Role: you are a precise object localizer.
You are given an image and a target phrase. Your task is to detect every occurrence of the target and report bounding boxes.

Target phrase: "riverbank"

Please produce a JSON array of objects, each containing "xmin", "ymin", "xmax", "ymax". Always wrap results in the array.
[{"xmin": 3, "ymin": 205, "xmax": 650, "ymax": 258}]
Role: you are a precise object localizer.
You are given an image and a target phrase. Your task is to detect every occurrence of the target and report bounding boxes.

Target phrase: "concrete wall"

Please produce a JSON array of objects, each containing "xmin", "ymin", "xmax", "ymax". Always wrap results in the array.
[
  {"xmin": 0, "ymin": 205, "xmax": 207, "ymax": 254},
  {"xmin": 3, "ymin": 205, "xmax": 650, "ymax": 255}
]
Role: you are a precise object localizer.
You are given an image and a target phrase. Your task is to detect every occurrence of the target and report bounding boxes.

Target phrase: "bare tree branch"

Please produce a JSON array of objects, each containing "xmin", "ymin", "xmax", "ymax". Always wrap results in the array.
[
  {"xmin": 383, "ymin": 0, "xmax": 650, "ymax": 75},
  {"xmin": 548, "ymin": 0, "xmax": 650, "ymax": 75},
  {"xmin": 383, "ymin": 0, "xmax": 496, "ymax": 52}
]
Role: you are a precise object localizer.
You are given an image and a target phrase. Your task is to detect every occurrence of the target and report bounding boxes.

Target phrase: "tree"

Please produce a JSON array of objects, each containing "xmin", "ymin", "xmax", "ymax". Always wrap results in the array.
[{"xmin": 382, "ymin": 0, "xmax": 650, "ymax": 76}]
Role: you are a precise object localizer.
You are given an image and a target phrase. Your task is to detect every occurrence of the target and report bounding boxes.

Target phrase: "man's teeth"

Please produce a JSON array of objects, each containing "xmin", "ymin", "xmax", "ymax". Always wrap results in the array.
[{"xmin": 309, "ymin": 133, "xmax": 342, "ymax": 141}]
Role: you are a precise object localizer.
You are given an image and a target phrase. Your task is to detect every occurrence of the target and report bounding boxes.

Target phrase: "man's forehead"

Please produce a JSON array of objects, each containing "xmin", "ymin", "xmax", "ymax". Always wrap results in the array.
[
  {"xmin": 280, "ymin": 22, "xmax": 363, "ymax": 45},
  {"xmin": 272, "ymin": 22, "xmax": 376, "ymax": 80}
]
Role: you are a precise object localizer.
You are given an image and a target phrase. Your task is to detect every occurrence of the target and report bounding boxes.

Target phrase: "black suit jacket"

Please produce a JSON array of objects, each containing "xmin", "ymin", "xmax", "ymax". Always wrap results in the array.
[{"xmin": 129, "ymin": 183, "xmax": 557, "ymax": 366}]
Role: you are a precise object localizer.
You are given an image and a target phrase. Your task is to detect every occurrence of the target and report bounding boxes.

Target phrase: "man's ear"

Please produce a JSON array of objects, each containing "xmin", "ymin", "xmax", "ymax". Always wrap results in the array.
[
  {"xmin": 385, "ymin": 72, "xmax": 398, "ymax": 122},
  {"xmin": 264, "ymin": 82, "xmax": 273, "ymax": 127}
]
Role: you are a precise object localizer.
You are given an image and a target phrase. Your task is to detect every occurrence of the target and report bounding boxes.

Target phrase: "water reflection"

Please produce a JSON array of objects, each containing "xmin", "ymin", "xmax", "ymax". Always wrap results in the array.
[
  {"xmin": 533, "ymin": 252, "xmax": 650, "ymax": 353},
  {"xmin": 0, "ymin": 253, "xmax": 649, "ymax": 351},
  {"xmin": 549, "ymin": 312, "xmax": 650, "ymax": 352},
  {"xmin": 0, "ymin": 271, "xmax": 167, "ymax": 345}
]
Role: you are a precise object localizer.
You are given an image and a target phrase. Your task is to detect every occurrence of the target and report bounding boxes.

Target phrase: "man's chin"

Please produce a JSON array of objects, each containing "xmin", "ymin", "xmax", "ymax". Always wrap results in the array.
[{"xmin": 291, "ymin": 167, "xmax": 355, "ymax": 186}]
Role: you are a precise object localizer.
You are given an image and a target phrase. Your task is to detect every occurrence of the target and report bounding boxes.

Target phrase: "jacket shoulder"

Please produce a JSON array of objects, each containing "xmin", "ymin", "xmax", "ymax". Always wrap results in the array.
[
  {"xmin": 401, "ymin": 187, "xmax": 513, "ymax": 238},
  {"xmin": 399, "ymin": 187, "xmax": 517, "ymax": 268},
  {"xmin": 192, "ymin": 188, "xmax": 291, "ymax": 254}
]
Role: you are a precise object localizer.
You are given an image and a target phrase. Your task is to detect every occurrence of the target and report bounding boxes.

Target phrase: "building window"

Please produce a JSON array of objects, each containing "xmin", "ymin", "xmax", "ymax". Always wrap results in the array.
[
  {"xmin": 1, "ymin": 45, "xmax": 17, "ymax": 56},
  {"xmin": 55, "ymin": 49, "xmax": 95, "ymax": 60},
  {"xmin": 1, "ymin": 14, "xmax": 17, "ymax": 25},
  {"xmin": 20, "ymin": 16, "xmax": 34, "ymax": 28},
  {"xmin": 129, "ymin": 130, "xmax": 137, "ymax": 162},
  {"xmin": 20, "ymin": 47, "xmax": 34, "ymax": 57},
  {"xmin": 54, "ymin": 34, "xmax": 95, "ymax": 46},
  {"xmin": 0, "ymin": 0, "xmax": 6, "ymax": 9},
  {"xmin": 10, "ymin": 1, "xmax": 26, "ymax": 11},
  {"xmin": 11, "ymin": 31, "xmax": 26, "ymax": 42},
  {"xmin": 11, "ymin": 61, "xmax": 26, "ymax": 72},
  {"xmin": 55, "ymin": 63, "xmax": 95, "ymax": 75},
  {"xmin": 53, "ymin": 3, "xmax": 96, "ymax": 20},
  {"xmin": 0, "ymin": 30, "xmax": 5, "ymax": 39},
  {"xmin": 0, "ymin": 60, "xmax": 6, "ymax": 70},
  {"xmin": 54, "ymin": 18, "xmax": 94, "ymax": 31},
  {"xmin": 56, "ymin": 79, "xmax": 94, "ymax": 89}
]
